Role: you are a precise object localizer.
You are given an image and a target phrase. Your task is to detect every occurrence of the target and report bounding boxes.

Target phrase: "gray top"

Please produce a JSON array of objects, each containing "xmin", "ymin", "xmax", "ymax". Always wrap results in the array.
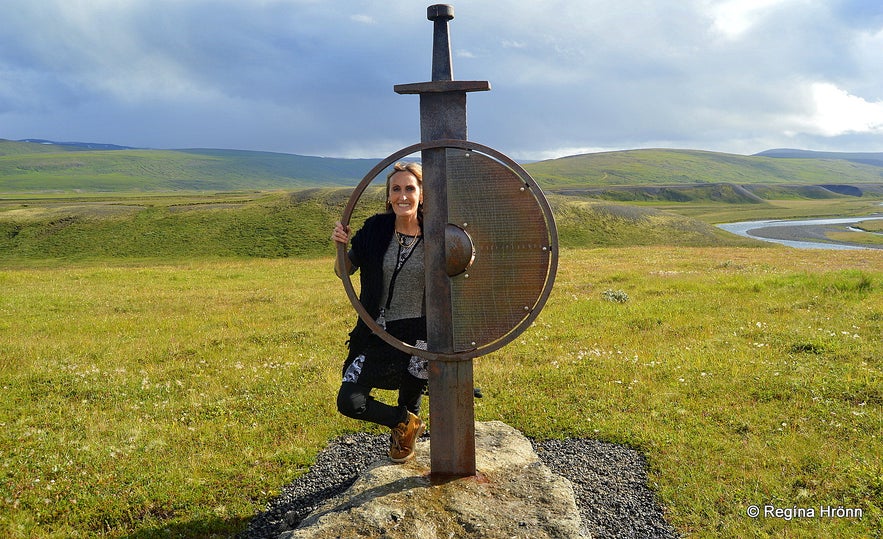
[{"xmin": 379, "ymin": 234, "xmax": 425, "ymax": 322}]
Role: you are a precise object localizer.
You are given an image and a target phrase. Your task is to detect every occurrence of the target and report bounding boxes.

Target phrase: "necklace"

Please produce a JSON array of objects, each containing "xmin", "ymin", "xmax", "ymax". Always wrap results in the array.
[
  {"xmin": 394, "ymin": 233, "xmax": 421, "ymax": 271},
  {"xmin": 378, "ymin": 234, "xmax": 422, "ymax": 329},
  {"xmin": 396, "ymin": 231, "xmax": 419, "ymax": 248}
]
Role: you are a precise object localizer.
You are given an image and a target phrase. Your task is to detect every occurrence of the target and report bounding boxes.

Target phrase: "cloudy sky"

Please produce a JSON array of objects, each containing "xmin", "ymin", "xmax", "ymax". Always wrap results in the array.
[{"xmin": 1, "ymin": 0, "xmax": 882, "ymax": 160}]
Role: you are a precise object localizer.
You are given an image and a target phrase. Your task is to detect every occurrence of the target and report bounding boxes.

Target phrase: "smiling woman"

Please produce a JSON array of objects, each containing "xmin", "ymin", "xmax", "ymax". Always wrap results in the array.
[{"xmin": 331, "ymin": 161, "xmax": 428, "ymax": 464}]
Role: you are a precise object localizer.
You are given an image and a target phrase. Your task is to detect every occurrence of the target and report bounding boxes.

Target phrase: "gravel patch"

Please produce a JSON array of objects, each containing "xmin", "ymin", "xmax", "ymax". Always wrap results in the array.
[
  {"xmin": 748, "ymin": 224, "xmax": 840, "ymax": 243},
  {"xmin": 240, "ymin": 432, "xmax": 678, "ymax": 539},
  {"xmin": 533, "ymin": 438, "xmax": 678, "ymax": 539}
]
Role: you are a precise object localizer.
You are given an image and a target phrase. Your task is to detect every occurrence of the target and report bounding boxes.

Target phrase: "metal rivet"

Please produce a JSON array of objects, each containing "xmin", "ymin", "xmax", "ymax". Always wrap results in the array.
[
  {"xmin": 519, "ymin": 186, "xmax": 526, "ymax": 192},
  {"xmin": 463, "ymin": 222, "xmax": 468, "ymax": 227},
  {"xmin": 523, "ymin": 306, "xmax": 530, "ymax": 311},
  {"xmin": 542, "ymin": 246, "xmax": 548, "ymax": 251},
  {"xmin": 464, "ymin": 273, "xmax": 469, "ymax": 278}
]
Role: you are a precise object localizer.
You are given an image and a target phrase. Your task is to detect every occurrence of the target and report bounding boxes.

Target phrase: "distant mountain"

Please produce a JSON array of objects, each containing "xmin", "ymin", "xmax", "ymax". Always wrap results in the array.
[
  {"xmin": 525, "ymin": 148, "xmax": 883, "ymax": 188},
  {"xmin": 18, "ymin": 139, "xmax": 138, "ymax": 151},
  {"xmin": 0, "ymin": 139, "xmax": 377, "ymax": 191},
  {"xmin": 2, "ymin": 139, "xmax": 883, "ymax": 194},
  {"xmin": 754, "ymin": 148, "xmax": 883, "ymax": 167}
]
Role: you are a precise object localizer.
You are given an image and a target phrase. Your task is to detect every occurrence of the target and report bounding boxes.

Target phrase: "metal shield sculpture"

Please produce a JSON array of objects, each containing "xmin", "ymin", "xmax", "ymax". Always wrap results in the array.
[
  {"xmin": 336, "ymin": 5, "xmax": 557, "ymax": 477},
  {"xmin": 337, "ymin": 140, "xmax": 557, "ymax": 361}
]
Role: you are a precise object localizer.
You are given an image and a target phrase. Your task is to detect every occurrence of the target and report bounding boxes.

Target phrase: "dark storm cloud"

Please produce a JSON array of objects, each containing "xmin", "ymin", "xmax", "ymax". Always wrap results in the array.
[{"xmin": 1, "ymin": 0, "xmax": 881, "ymax": 159}]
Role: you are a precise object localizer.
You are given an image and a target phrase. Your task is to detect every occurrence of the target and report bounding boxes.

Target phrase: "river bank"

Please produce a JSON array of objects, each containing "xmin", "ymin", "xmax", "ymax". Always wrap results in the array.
[{"xmin": 718, "ymin": 216, "xmax": 883, "ymax": 250}]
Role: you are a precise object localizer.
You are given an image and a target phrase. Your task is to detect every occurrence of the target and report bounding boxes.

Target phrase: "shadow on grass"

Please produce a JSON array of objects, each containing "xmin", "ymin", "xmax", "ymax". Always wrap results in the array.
[{"xmin": 122, "ymin": 516, "xmax": 250, "ymax": 539}]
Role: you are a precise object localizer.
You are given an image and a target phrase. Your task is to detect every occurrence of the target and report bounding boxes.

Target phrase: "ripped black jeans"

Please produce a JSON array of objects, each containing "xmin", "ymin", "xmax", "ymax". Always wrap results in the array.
[{"xmin": 337, "ymin": 374, "xmax": 426, "ymax": 429}]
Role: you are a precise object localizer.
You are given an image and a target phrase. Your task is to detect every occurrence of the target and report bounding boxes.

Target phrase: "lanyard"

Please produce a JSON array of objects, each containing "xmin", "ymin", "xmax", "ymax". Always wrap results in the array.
[{"xmin": 378, "ymin": 235, "xmax": 422, "ymax": 328}]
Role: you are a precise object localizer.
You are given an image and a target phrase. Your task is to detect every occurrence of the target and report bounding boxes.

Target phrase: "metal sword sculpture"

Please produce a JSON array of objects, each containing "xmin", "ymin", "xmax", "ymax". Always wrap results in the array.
[{"xmin": 337, "ymin": 4, "xmax": 558, "ymax": 478}]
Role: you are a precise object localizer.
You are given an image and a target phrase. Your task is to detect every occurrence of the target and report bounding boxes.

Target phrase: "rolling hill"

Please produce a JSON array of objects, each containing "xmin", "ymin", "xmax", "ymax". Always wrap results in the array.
[
  {"xmin": 754, "ymin": 148, "xmax": 883, "ymax": 167},
  {"xmin": 0, "ymin": 139, "xmax": 376, "ymax": 192},
  {"xmin": 4, "ymin": 140, "xmax": 883, "ymax": 259},
  {"xmin": 524, "ymin": 148, "xmax": 883, "ymax": 188},
  {"xmin": 0, "ymin": 189, "xmax": 758, "ymax": 262},
  {"xmin": 2, "ymin": 139, "xmax": 882, "ymax": 194}
]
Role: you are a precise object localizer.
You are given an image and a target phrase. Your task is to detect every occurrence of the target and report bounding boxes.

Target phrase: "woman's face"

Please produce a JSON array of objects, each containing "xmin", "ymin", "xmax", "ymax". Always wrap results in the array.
[{"xmin": 388, "ymin": 170, "xmax": 423, "ymax": 220}]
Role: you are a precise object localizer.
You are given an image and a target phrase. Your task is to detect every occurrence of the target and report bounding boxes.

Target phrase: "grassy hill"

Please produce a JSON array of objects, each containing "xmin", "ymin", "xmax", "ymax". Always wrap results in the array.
[
  {"xmin": 0, "ymin": 140, "xmax": 376, "ymax": 192},
  {"xmin": 0, "ymin": 189, "xmax": 761, "ymax": 263},
  {"xmin": 525, "ymin": 148, "xmax": 883, "ymax": 188},
  {"xmin": 3, "ymin": 140, "xmax": 883, "ymax": 194},
  {"xmin": 3, "ymin": 140, "xmax": 883, "ymax": 260},
  {"xmin": 755, "ymin": 148, "xmax": 883, "ymax": 167}
]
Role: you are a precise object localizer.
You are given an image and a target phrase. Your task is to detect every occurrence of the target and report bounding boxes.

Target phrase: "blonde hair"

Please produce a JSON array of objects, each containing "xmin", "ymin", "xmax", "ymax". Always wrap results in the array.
[{"xmin": 385, "ymin": 162, "xmax": 423, "ymax": 215}]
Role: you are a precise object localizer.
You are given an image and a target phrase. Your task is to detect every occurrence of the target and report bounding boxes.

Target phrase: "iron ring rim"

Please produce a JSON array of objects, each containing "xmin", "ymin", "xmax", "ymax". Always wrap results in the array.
[{"xmin": 337, "ymin": 139, "xmax": 558, "ymax": 362}]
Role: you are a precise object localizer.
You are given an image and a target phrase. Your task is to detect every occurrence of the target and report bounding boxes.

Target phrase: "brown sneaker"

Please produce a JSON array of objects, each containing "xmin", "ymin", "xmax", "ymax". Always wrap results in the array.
[{"xmin": 388, "ymin": 411, "xmax": 425, "ymax": 463}]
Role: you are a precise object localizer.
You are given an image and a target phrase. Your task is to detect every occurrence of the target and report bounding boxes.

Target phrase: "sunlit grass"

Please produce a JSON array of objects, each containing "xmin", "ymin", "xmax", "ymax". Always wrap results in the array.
[
  {"xmin": 859, "ymin": 220, "xmax": 883, "ymax": 233},
  {"xmin": 654, "ymin": 198, "xmax": 883, "ymax": 223},
  {"xmin": 1, "ymin": 247, "xmax": 880, "ymax": 537},
  {"xmin": 826, "ymin": 218, "xmax": 883, "ymax": 246},
  {"xmin": 477, "ymin": 247, "xmax": 882, "ymax": 537},
  {"xmin": 826, "ymin": 229, "xmax": 883, "ymax": 246}
]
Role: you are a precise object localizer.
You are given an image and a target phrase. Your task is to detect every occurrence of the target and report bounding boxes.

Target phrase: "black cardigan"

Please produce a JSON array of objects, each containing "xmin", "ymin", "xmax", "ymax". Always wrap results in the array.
[{"xmin": 345, "ymin": 213, "xmax": 396, "ymax": 357}]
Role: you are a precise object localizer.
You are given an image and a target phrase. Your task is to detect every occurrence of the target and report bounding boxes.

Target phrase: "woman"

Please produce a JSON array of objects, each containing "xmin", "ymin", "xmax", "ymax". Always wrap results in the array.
[{"xmin": 331, "ymin": 161, "xmax": 428, "ymax": 463}]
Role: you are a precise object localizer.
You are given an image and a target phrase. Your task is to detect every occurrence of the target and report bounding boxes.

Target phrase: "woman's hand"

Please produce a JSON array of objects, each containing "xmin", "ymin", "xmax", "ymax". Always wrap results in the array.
[
  {"xmin": 331, "ymin": 221, "xmax": 350, "ymax": 245},
  {"xmin": 332, "ymin": 221, "xmax": 355, "ymax": 276}
]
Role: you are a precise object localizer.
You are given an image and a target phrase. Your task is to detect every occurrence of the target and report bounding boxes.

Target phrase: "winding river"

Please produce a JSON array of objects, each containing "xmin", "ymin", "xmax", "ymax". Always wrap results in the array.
[{"xmin": 717, "ymin": 216, "xmax": 883, "ymax": 250}]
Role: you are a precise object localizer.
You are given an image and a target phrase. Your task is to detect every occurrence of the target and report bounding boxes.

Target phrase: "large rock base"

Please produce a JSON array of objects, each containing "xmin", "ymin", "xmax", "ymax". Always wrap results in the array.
[{"xmin": 283, "ymin": 421, "xmax": 587, "ymax": 538}]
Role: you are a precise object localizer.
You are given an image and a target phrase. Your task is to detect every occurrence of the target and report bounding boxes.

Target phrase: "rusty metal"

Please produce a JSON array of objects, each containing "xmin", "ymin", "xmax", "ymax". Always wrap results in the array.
[
  {"xmin": 337, "ymin": 4, "xmax": 558, "ymax": 478},
  {"xmin": 408, "ymin": 5, "xmax": 481, "ymax": 477},
  {"xmin": 337, "ymin": 140, "xmax": 557, "ymax": 361},
  {"xmin": 444, "ymin": 144, "xmax": 557, "ymax": 355},
  {"xmin": 444, "ymin": 223, "xmax": 474, "ymax": 277}
]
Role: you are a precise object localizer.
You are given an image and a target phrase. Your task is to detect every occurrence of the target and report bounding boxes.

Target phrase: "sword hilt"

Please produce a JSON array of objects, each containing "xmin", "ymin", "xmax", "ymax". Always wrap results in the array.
[{"xmin": 428, "ymin": 4, "xmax": 454, "ymax": 81}]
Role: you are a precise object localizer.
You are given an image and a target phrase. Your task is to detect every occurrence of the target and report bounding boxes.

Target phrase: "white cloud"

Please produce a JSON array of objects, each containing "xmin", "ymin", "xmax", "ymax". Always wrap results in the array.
[
  {"xmin": 513, "ymin": 145, "xmax": 625, "ymax": 162},
  {"xmin": 3, "ymin": 0, "xmax": 883, "ymax": 157},
  {"xmin": 350, "ymin": 14, "xmax": 375, "ymax": 25},
  {"xmin": 807, "ymin": 83, "xmax": 883, "ymax": 136},
  {"xmin": 709, "ymin": 0, "xmax": 795, "ymax": 38}
]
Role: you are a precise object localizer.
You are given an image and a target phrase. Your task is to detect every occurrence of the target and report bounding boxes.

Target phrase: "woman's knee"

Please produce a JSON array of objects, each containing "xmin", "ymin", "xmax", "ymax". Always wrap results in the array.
[{"xmin": 337, "ymin": 382, "xmax": 368, "ymax": 418}]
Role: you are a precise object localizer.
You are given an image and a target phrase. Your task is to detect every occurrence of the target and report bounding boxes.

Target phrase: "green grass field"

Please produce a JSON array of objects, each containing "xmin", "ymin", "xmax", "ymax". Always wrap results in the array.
[
  {"xmin": 0, "ymin": 190, "xmax": 765, "ymax": 265},
  {"xmin": 1, "ymin": 178, "xmax": 881, "ymax": 537},
  {"xmin": 1, "ymin": 246, "xmax": 880, "ymax": 538}
]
